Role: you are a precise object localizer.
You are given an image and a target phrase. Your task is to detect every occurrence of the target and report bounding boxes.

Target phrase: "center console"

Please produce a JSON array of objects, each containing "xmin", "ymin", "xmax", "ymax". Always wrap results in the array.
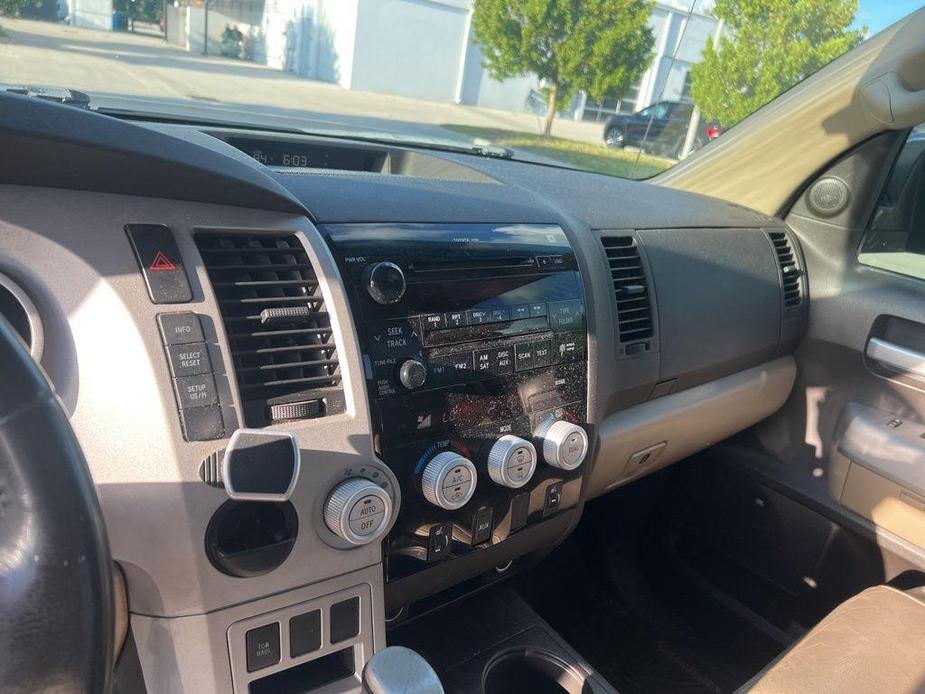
[{"xmin": 324, "ymin": 223, "xmax": 590, "ymax": 600}]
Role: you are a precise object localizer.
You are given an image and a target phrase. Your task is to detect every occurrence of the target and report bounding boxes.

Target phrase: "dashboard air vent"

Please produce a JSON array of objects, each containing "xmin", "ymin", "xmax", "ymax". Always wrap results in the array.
[
  {"xmin": 768, "ymin": 231, "xmax": 803, "ymax": 308},
  {"xmin": 601, "ymin": 235, "xmax": 654, "ymax": 344},
  {"xmin": 196, "ymin": 232, "xmax": 342, "ymax": 426}
]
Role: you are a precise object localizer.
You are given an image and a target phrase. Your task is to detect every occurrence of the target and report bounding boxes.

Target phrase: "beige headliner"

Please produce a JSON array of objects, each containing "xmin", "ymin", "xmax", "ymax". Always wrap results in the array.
[{"xmin": 656, "ymin": 8, "xmax": 925, "ymax": 216}]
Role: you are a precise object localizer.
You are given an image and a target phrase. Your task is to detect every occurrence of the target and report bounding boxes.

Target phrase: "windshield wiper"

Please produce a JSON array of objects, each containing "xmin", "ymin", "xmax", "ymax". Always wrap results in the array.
[{"xmin": 1, "ymin": 84, "xmax": 91, "ymax": 109}]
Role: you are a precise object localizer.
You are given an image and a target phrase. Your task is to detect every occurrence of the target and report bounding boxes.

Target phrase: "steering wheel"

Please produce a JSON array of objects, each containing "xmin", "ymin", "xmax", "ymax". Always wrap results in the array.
[{"xmin": 0, "ymin": 316, "xmax": 114, "ymax": 692}]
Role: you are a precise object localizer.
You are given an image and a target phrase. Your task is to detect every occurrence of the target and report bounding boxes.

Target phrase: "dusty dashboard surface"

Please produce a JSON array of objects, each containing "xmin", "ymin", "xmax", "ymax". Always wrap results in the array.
[{"xmin": 0, "ymin": 98, "xmax": 804, "ymax": 693}]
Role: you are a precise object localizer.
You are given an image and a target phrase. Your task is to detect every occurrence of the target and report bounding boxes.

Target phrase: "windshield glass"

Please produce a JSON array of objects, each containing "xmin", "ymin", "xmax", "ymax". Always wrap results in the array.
[{"xmin": 0, "ymin": 0, "xmax": 917, "ymax": 179}]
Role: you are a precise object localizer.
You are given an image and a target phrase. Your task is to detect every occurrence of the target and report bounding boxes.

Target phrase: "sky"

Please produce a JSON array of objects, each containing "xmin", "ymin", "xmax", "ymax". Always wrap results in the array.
[{"xmin": 855, "ymin": 0, "xmax": 924, "ymax": 36}]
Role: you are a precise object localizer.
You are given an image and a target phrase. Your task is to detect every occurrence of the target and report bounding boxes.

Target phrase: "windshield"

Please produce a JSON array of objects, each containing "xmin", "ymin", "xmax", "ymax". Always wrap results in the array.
[{"xmin": 0, "ymin": 0, "xmax": 917, "ymax": 179}]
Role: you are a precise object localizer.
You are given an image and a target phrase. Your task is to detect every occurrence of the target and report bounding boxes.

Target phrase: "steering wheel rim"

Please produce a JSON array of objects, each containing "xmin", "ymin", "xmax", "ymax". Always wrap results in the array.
[{"xmin": 0, "ymin": 315, "xmax": 114, "ymax": 693}]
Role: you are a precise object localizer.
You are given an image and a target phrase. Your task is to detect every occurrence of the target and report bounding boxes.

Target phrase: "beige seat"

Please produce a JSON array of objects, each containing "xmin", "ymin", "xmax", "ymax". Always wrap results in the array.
[{"xmin": 738, "ymin": 585, "xmax": 925, "ymax": 694}]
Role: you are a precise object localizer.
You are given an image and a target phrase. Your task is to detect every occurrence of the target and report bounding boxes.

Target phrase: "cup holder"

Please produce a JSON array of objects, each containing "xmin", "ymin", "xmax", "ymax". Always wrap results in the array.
[{"xmin": 482, "ymin": 648, "xmax": 592, "ymax": 694}]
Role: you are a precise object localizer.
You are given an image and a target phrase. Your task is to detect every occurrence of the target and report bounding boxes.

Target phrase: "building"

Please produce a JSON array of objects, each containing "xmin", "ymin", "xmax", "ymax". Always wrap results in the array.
[{"xmin": 167, "ymin": 0, "xmax": 721, "ymax": 121}]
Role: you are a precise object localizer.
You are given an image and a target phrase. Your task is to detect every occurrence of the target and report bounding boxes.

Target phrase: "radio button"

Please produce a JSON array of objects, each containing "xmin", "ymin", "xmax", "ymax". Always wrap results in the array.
[
  {"xmin": 549, "ymin": 300, "xmax": 585, "ymax": 332},
  {"xmin": 554, "ymin": 333, "xmax": 586, "ymax": 363},
  {"xmin": 529, "ymin": 302, "xmax": 548, "ymax": 318},
  {"xmin": 446, "ymin": 310, "xmax": 469, "ymax": 328},
  {"xmin": 515, "ymin": 342, "xmax": 536, "ymax": 371},
  {"xmin": 489, "ymin": 308, "xmax": 510, "ymax": 323},
  {"xmin": 421, "ymin": 313, "xmax": 445, "ymax": 331},
  {"xmin": 474, "ymin": 346, "xmax": 515, "ymax": 376},
  {"xmin": 363, "ymin": 261, "xmax": 406, "ymax": 305},
  {"xmin": 511, "ymin": 305, "xmax": 531, "ymax": 320},
  {"xmin": 430, "ymin": 352, "xmax": 474, "ymax": 383},
  {"xmin": 368, "ymin": 319, "xmax": 421, "ymax": 358},
  {"xmin": 468, "ymin": 309, "xmax": 490, "ymax": 325},
  {"xmin": 533, "ymin": 340, "xmax": 553, "ymax": 368},
  {"xmin": 398, "ymin": 358, "xmax": 427, "ymax": 390}
]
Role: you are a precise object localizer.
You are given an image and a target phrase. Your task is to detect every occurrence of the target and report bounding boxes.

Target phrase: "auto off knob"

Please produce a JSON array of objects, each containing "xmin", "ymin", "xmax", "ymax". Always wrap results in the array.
[
  {"xmin": 536, "ymin": 420, "xmax": 589, "ymax": 471},
  {"xmin": 324, "ymin": 478, "xmax": 393, "ymax": 546},
  {"xmin": 487, "ymin": 435, "xmax": 537, "ymax": 488},
  {"xmin": 362, "ymin": 261, "xmax": 406, "ymax": 305},
  {"xmin": 421, "ymin": 451, "xmax": 477, "ymax": 510}
]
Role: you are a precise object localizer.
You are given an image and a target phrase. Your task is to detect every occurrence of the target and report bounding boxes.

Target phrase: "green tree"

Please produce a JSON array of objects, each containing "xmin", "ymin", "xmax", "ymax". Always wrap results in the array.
[
  {"xmin": 690, "ymin": 0, "xmax": 865, "ymax": 127},
  {"xmin": 0, "ymin": 0, "xmax": 31, "ymax": 17},
  {"xmin": 472, "ymin": 0, "xmax": 655, "ymax": 136}
]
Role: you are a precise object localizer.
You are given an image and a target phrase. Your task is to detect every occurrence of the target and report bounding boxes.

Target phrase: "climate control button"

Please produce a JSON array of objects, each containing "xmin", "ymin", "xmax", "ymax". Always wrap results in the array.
[
  {"xmin": 324, "ymin": 478, "xmax": 393, "ymax": 546},
  {"xmin": 487, "ymin": 435, "xmax": 537, "ymax": 489},
  {"xmin": 421, "ymin": 451, "xmax": 477, "ymax": 510},
  {"xmin": 536, "ymin": 420, "xmax": 589, "ymax": 471}
]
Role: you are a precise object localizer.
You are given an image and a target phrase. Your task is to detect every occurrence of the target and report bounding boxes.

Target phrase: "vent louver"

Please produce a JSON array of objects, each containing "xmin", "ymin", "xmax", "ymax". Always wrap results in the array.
[
  {"xmin": 601, "ymin": 235, "xmax": 654, "ymax": 344},
  {"xmin": 196, "ymin": 232, "xmax": 342, "ymax": 426},
  {"xmin": 768, "ymin": 231, "xmax": 803, "ymax": 308}
]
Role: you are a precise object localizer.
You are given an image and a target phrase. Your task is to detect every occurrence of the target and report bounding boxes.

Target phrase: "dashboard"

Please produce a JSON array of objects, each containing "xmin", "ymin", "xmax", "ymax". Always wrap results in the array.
[{"xmin": 0, "ymin": 92, "xmax": 804, "ymax": 693}]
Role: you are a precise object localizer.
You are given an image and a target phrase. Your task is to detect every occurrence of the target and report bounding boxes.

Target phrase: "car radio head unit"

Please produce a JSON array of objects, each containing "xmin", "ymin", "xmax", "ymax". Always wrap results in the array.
[{"xmin": 324, "ymin": 223, "xmax": 589, "ymax": 582}]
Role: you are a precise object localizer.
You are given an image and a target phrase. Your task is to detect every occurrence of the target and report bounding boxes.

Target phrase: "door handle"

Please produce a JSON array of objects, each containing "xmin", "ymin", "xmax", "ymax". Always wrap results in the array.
[{"xmin": 867, "ymin": 338, "xmax": 925, "ymax": 378}]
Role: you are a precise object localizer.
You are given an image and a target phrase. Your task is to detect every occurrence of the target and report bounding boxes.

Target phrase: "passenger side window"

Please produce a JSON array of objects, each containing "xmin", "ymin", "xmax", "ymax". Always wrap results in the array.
[{"xmin": 860, "ymin": 123, "xmax": 925, "ymax": 279}]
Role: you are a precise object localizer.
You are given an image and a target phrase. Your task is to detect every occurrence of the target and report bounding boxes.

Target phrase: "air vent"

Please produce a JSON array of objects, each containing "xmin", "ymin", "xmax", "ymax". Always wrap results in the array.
[
  {"xmin": 600, "ymin": 235, "xmax": 654, "ymax": 345},
  {"xmin": 196, "ymin": 233, "xmax": 342, "ymax": 427},
  {"xmin": 768, "ymin": 231, "xmax": 803, "ymax": 308}
]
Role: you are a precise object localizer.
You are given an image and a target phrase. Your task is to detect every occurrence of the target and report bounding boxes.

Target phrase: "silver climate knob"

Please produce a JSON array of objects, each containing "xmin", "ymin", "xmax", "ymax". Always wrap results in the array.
[
  {"xmin": 324, "ymin": 478, "xmax": 393, "ymax": 546},
  {"xmin": 487, "ymin": 435, "xmax": 537, "ymax": 488},
  {"xmin": 421, "ymin": 451, "xmax": 477, "ymax": 510},
  {"xmin": 536, "ymin": 420, "xmax": 589, "ymax": 471}
]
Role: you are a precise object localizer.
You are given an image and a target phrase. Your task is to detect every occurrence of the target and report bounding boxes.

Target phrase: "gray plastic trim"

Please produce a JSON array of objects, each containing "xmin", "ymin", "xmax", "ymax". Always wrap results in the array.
[
  {"xmin": 221, "ymin": 429, "xmax": 300, "ymax": 502},
  {"xmin": 0, "ymin": 270, "xmax": 44, "ymax": 361},
  {"xmin": 867, "ymin": 338, "xmax": 925, "ymax": 379}
]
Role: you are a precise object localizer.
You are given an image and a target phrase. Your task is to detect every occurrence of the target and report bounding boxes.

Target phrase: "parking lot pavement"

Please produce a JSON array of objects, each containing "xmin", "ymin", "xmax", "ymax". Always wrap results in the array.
[{"xmin": 0, "ymin": 18, "xmax": 603, "ymax": 145}]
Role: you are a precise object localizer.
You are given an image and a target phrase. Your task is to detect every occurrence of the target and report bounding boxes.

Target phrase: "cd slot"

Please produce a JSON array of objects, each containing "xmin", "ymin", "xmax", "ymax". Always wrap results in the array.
[
  {"xmin": 410, "ymin": 256, "xmax": 535, "ymax": 273},
  {"xmin": 425, "ymin": 316, "xmax": 548, "ymax": 347}
]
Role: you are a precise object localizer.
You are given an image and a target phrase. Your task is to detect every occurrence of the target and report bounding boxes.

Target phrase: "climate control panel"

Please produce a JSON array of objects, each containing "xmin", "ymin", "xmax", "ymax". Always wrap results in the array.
[{"xmin": 324, "ymin": 223, "xmax": 590, "ymax": 583}]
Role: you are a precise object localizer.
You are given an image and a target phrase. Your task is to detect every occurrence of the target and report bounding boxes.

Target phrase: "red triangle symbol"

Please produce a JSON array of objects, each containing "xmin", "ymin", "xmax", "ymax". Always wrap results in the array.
[{"xmin": 149, "ymin": 251, "xmax": 177, "ymax": 271}]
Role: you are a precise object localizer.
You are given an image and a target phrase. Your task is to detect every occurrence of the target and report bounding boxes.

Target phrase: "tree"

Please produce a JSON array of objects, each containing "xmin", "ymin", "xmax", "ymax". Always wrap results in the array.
[
  {"xmin": 472, "ymin": 0, "xmax": 654, "ymax": 136},
  {"xmin": 690, "ymin": 0, "xmax": 865, "ymax": 127},
  {"xmin": 0, "ymin": 0, "xmax": 31, "ymax": 17}
]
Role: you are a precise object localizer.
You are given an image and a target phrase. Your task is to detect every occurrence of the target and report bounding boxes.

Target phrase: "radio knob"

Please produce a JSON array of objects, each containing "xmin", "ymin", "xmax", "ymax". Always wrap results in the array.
[
  {"xmin": 421, "ymin": 451, "xmax": 477, "ymax": 510},
  {"xmin": 324, "ymin": 478, "xmax": 393, "ymax": 546},
  {"xmin": 487, "ymin": 435, "xmax": 537, "ymax": 489},
  {"xmin": 363, "ymin": 261, "xmax": 406, "ymax": 305},
  {"xmin": 536, "ymin": 420, "xmax": 589, "ymax": 471},
  {"xmin": 398, "ymin": 358, "xmax": 427, "ymax": 390}
]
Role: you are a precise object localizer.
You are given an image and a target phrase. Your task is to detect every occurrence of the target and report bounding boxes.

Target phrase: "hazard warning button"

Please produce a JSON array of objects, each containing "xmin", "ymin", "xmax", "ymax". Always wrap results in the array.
[{"xmin": 126, "ymin": 224, "xmax": 193, "ymax": 304}]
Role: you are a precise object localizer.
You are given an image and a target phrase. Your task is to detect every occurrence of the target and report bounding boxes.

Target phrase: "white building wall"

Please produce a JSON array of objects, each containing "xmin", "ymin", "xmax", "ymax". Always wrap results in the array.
[
  {"xmin": 72, "ymin": 0, "xmax": 112, "ymax": 30},
  {"xmin": 349, "ymin": 0, "xmax": 469, "ymax": 102}
]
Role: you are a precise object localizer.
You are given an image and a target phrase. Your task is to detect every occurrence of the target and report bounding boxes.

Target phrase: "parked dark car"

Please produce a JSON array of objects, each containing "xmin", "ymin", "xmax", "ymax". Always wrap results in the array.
[{"xmin": 603, "ymin": 100, "xmax": 723, "ymax": 159}]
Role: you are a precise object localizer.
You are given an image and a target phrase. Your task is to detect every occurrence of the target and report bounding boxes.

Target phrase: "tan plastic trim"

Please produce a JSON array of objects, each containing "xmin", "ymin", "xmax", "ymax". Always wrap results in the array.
[
  {"xmin": 588, "ymin": 357, "xmax": 796, "ymax": 498},
  {"xmin": 656, "ymin": 8, "xmax": 925, "ymax": 216}
]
